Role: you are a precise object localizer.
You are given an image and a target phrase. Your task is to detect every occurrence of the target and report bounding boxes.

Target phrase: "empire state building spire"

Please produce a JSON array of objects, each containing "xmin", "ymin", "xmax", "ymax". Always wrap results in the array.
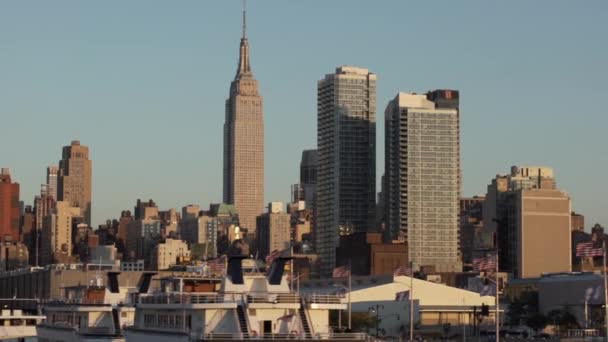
[
  {"xmin": 223, "ymin": 0, "xmax": 264, "ymax": 235},
  {"xmin": 236, "ymin": 0, "xmax": 251, "ymax": 78}
]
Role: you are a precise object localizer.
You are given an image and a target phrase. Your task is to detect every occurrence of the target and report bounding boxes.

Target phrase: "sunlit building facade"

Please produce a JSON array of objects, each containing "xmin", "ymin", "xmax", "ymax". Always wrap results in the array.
[{"xmin": 384, "ymin": 91, "xmax": 461, "ymax": 272}]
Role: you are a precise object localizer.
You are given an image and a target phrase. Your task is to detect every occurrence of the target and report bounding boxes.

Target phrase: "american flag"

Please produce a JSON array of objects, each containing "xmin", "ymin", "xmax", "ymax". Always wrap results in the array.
[
  {"xmin": 576, "ymin": 242, "xmax": 604, "ymax": 257},
  {"xmin": 395, "ymin": 290, "xmax": 410, "ymax": 301},
  {"xmin": 277, "ymin": 314, "xmax": 295, "ymax": 322},
  {"xmin": 585, "ymin": 285, "xmax": 603, "ymax": 304},
  {"xmin": 393, "ymin": 265, "xmax": 412, "ymax": 277},
  {"xmin": 265, "ymin": 250, "xmax": 281, "ymax": 265},
  {"xmin": 480, "ymin": 284, "xmax": 496, "ymax": 296},
  {"xmin": 473, "ymin": 256, "xmax": 497, "ymax": 271},
  {"xmin": 332, "ymin": 266, "xmax": 351, "ymax": 278},
  {"xmin": 207, "ymin": 255, "xmax": 227, "ymax": 275}
]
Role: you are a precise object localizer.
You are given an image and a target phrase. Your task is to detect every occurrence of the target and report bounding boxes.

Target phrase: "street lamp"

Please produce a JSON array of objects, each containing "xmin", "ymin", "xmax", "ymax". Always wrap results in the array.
[
  {"xmin": 368, "ymin": 304, "xmax": 385, "ymax": 338},
  {"xmin": 333, "ymin": 284, "xmax": 351, "ymax": 331},
  {"xmin": 491, "ymin": 218, "xmax": 503, "ymax": 342}
]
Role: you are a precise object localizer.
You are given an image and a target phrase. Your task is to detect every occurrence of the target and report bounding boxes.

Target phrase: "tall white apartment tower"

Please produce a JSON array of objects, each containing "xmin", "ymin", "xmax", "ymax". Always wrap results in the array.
[
  {"xmin": 384, "ymin": 90, "xmax": 462, "ymax": 272},
  {"xmin": 316, "ymin": 66, "xmax": 377, "ymax": 276}
]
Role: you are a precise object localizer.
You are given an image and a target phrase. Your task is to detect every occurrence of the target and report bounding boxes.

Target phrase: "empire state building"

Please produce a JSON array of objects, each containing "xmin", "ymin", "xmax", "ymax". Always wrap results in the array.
[{"xmin": 223, "ymin": 7, "xmax": 264, "ymax": 235}]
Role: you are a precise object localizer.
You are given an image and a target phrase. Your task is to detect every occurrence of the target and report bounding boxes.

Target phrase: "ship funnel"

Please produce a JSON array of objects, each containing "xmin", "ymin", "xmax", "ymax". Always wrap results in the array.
[
  {"xmin": 137, "ymin": 272, "xmax": 157, "ymax": 294},
  {"xmin": 227, "ymin": 255, "xmax": 248, "ymax": 284},
  {"xmin": 267, "ymin": 256, "xmax": 293, "ymax": 285},
  {"xmin": 107, "ymin": 272, "xmax": 121, "ymax": 293}
]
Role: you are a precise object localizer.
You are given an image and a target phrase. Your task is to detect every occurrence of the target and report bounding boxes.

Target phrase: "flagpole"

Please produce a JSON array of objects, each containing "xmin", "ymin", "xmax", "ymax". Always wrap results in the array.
[
  {"xmin": 290, "ymin": 243, "xmax": 294, "ymax": 292},
  {"xmin": 603, "ymin": 239, "xmax": 607, "ymax": 342},
  {"xmin": 463, "ymin": 297, "xmax": 466, "ymax": 342},
  {"xmin": 410, "ymin": 261, "xmax": 414, "ymax": 341},
  {"xmin": 496, "ymin": 253, "xmax": 500, "ymax": 342},
  {"xmin": 348, "ymin": 260, "xmax": 352, "ymax": 331},
  {"xmin": 585, "ymin": 298, "xmax": 588, "ymax": 329}
]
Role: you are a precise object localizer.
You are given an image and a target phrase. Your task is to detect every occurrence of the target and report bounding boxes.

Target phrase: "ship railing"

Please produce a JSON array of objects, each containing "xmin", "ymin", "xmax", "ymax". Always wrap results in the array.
[
  {"xmin": 304, "ymin": 294, "xmax": 344, "ymax": 304},
  {"xmin": 40, "ymin": 298, "xmax": 110, "ymax": 305},
  {"xmin": 260, "ymin": 333, "xmax": 304, "ymax": 339},
  {"xmin": 315, "ymin": 332, "xmax": 371, "ymax": 340},
  {"xmin": 138, "ymin": 293, "xmax": 238, "ymax": 304},
  {"xmin": 202, "ymin": 332, "xmax": 299, "ymax": 340},
  {"xmin": 131, "ymin": 293, "xmax": 138, "ymax": 303},
  {"xmin": 203, "ymin": 333, "xmax": 244, "ymax": 340},
  {"xmin": 201, "ymin": 332, "xmax": 371, "ymax": 340},
  {"xmin": 241, "ymin": 271, "xmax": 267, "ymax": 276},
  {"xmin": 81, "ymin": 326, "xmax": 112, "ymax": 335},
  {"xmin": 246, "ymin": 292, "xmax": 300, "ymax": 304},
  {"xmin": 43, "ymin": 321, "xmax": 75, "ymax": 328},
  {"xmin": 40, "ymin": 321, "xmax": 118, "ymax": 336}
]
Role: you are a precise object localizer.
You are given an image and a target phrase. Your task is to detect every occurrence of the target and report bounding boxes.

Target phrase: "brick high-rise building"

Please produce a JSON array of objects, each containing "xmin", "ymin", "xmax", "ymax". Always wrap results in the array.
[
  {"xmin": 223, "ymin": 8, "xmax": 264, "ymax": 235},
  {"xmin": 484, "ymin": 166, "xmax": 557, "ymax": 234},
  {"xmin": 21, "ymin": 205, "xmax": 35, "ymax": 265},
  {"xmin": 0, "ymin": 168, "xmax": 20, "ymax": 242},
  {"xmin": 0, "ymin": 242, "xmax": 29, "ymax": 271},
  {"xmin": 316, "ymin": 66, "xmax": 377, "ymax": 276},
  {"xmin": 257, "ymin": 202, "xmax": 291, "ymax": 259},
  {"xmin": 40, "ymin": 201, "xmax": 81, "ymax": 265},
  {"xmin": 46, "ymin": 166, "xmax": 58, "ymax": 200},
  {"xmin": 126, "ymin": 200, "xmax": 161, "ymax": 266},
  {"xmin": 117, "ymin": 210, "xmax": 133, "ymax": 245},
  {"xmin": 384, "ymin": 91, "xmax": 462, "ymax": 272},
  {"xmin": 180, "ymin": 205, "xmax": 218, "ymax": 259},
  {"xmin": 460, "ymin": 196, "xmax": 485, "ymax": 265},
  {"xmin": 159, "ymin": 208, "xmax": 179, "ymax": 238},
  {"xmin": 571, "ymin": 212, "xmax": 585, "ymax": 231},
  {"xmin": 484, "ymin": 166, "xmax": 571, "ymax": 278},
  {"xmin": 58, "ymin": 141, "xmax": 92, "ymax": 225},
  {"xmin": 34, "ymin": 185, "xmax": 55, "ymax": 230}
]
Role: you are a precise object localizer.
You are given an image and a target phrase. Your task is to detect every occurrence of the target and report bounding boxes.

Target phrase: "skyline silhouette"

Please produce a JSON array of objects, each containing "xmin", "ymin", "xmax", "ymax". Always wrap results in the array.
[{"xmin": 1, "ymin": 0, "xmax": 606, "ymax": 226}]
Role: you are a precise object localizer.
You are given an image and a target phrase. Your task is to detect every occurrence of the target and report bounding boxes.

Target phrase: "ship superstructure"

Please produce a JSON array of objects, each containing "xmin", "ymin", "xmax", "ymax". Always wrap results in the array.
[{"xmin": 125, "ymin": 256, "xmax": 367, "ymax": 341}]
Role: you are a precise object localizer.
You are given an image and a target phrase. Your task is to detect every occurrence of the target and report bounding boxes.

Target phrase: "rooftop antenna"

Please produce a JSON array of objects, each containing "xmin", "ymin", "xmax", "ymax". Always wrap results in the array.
[{"xmin": 242, "ymin": 0, "xmax": 247, "ymax": 39}]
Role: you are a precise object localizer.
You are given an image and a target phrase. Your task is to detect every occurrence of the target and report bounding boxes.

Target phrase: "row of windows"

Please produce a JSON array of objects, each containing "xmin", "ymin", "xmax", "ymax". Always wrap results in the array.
[
  {"xmin": 143, "ymin": 314, "xmax": 191, "ymax": 329},
  {"xmin": 410, "ymin": 250, "xmax": 459, "ymax": 256},
  {"xmin": 50, "ymin": 313, "xmax": 82, "ymax": 327},
  {"xmin": 408, "ymin": 113, "xmax": 456, "ymax": 120},
  {"xmin": 407, "ymin": 164, "xmax": 459, "ymax": 170}
]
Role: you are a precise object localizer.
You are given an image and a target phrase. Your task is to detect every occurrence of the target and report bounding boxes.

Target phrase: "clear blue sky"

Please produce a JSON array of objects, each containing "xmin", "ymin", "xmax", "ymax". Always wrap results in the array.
[{"xmin": 1, "ymin": 1, "xmax": 607, "ymax": 228}]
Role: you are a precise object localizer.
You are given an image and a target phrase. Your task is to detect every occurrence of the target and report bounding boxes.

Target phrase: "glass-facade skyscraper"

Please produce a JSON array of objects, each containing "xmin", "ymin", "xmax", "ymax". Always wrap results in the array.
[{"xmin": 316, "ymin": 66, "xmax": 376, "ymax": 276}]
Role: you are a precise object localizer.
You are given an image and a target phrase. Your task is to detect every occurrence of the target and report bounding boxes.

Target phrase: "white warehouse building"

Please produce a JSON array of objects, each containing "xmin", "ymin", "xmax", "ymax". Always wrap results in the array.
[{"xmin": 301, "ymin": 275, "xmax": 499, "ymax": 339}]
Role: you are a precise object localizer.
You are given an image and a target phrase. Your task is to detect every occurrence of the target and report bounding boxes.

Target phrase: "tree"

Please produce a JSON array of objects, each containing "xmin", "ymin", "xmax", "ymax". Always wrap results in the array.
[
  {"xmin": 506, "ymin": 290, "xmax": 539, "ymax": 326},
  {"xmin": 547, "ymin": 307, "xmax": 579, "ymax": 333},
  {"xmin": 329, "ymin": 311, "xmax": 377, "ymax": 332},
  {"xmin": 190, "ymin": 242, "xmax": 216, "ymax": 260},
  {"xmin": 526, "ymin": 313, "xmax": 548, "ymax": 333}
]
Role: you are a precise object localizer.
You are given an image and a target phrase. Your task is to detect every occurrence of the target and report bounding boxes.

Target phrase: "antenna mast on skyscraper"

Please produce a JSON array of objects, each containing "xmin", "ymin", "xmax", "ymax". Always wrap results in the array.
[{"xmin": 242, "ymin": 0, "xmax": 247, "ymax": 39}]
